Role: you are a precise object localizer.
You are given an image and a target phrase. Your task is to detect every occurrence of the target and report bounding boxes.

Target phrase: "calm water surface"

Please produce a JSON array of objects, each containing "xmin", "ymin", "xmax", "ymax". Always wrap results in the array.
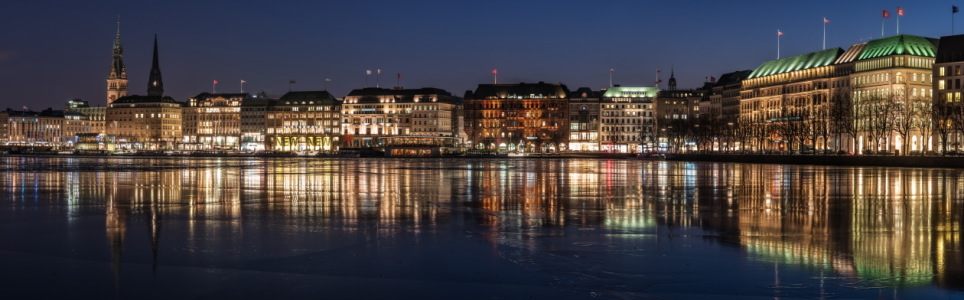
[{"xmin": 0, "ymin": 156, "xmax": 962, "ymax": 299}]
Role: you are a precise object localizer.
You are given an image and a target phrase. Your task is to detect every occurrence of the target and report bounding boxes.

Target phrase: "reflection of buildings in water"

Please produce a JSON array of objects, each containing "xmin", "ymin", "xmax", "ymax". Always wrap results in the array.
[
  {"xmin": 707, "ymin": 165, "xmax": 964, "ymax": 288},
  {"xmin": 105, "ymin": 192, "xmax": 127, "ymax": 286},
  {"xmin": 261, "ymin": 159, "xmax": 455, "ymax": 236},
  {"xmin": 3, "ymin": 157, "xmax": 961, "ymax": 290}
]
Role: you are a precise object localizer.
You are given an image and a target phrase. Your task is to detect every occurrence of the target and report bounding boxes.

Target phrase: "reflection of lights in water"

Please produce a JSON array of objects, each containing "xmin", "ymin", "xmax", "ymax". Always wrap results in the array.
[{"xmin": 0, "ymin": 157, "xmax": 961, "ymax": 290}]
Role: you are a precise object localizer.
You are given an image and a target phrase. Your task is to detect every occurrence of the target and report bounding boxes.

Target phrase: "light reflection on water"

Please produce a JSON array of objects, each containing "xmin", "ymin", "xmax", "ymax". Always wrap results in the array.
[{"xmin": 0, "ymin": 156, "xmax": 961, "ymax": 298}]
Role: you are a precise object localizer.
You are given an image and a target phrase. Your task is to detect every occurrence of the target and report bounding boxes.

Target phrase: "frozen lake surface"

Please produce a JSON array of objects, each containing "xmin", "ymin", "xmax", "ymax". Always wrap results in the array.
[{"xmin": 0, "ymin": 156, "xmax": 962, "ymax": 299}]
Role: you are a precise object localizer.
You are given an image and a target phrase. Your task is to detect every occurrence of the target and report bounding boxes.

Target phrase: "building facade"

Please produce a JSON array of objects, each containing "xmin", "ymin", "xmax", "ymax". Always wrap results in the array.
[
  {"xmin": 933, "ymin": 34, "xmax": 964, "ymax": 153},
  {"xmin": 341, "ymin": 87, "xmax": 460, "ymax": 150},
  {"xmin": 65, "ymin": 99, "xmax": 106, "ymax": 135},
  {"xmin": 740, "ymin": 48, "xmax": 846, "ymax": 152},
  {"xmin": 240, "ymin": 95, "xmax": 270, "ymax": 151},
  {"xmin": 182, "ymin": 92, "xmax": 247, "ymax": 150},
  {"xmin": 567, "ymin": 87, "xmax": 601, "ymax": 152},
  {"xmin": 851, "ymin": 35, "xmax": 936, "ymax": 154},
  {"xmin": 464, "ymin": 82, "xmax": 569, "ymax": 152},
  {"xmin": 600, "ymin": 86, "xmax": 658, "ymax": 153},
  {"xmin": 1, "ymin": 108, "xmax": 67, "ymax": 147},
  {"xmin": 265, "ymin": 91, "xmax": 341, "ymax": 152},
  {"xmin": 655, "ymin": 89, "xmax": 703, "ymax": 151}
]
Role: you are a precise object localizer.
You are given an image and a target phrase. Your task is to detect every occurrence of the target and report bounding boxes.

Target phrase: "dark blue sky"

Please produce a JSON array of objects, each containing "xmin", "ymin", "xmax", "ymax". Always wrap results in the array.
[{"xmin": 0, "ymin": 0, "xmax": 959, "ymax": 109}]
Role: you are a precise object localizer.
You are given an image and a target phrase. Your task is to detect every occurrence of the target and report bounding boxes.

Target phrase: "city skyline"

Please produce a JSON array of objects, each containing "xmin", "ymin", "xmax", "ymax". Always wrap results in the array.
[{"xmin": 1, "ymin": 0, "xmax": 961, "ymax": 109}]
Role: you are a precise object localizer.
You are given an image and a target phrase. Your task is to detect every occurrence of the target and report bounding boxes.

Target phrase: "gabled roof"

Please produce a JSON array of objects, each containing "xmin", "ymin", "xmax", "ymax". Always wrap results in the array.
[
  {"xmin": 857, "ymin": 34, "xmax": 938, "ymax": 60},
  {"xmin": 346, "ymin": 87, "xmax": 453, "ymax": 97},
  {"xmin": 602, "ymin": 86, "xmax": 659, "ymax": 98},
  {"xmin": 112, "ymin": 95, "xmax": 180, "ymax": 104},
  {"xmin": 569, "ymin": 87, "xmax": 602, "ymax": 99},
  {"xmin": 344, "ymin": 87, "xmax": 459, "ymax": 104},
  {"xmin": 469, "ymin": 82, "xmax": 569, "ymax": 100},
  {"xmin": 279, "ymin": 91, "xmax": 338, "ymax": 102},
  {"xmin": 241, "ymin": 98, "xmax": 272, "ymax": 107},
  {"xmin": 192, "ymin": 92, "xmax": 251, "ymax": 100},
  {"xmin": 749, "ymin": 48, "xmax": 843, "ymax": 79},
  {"xmin": 936, "ymin": 34, "xmax": 964, "ymax": 63},
  {"xmin": 835, "ymin": 42, "xmax": 866, "ymax": 64},
  {"xmin": 714, "ymin": 70, "xmax": 752, "ymax": 86}
]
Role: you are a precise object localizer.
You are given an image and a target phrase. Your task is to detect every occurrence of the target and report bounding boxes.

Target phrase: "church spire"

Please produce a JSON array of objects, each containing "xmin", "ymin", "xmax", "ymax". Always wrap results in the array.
[
  {"xmin": 106, "ymin": 16, "xmax": 128, "ymax": 104},
  {"xmin": 668, "ymin": 67, "xmax": 677, "ymax": 91},
  {"xmin": 147, "ymin": 34, "xmax": 164, "ymax": 97}
]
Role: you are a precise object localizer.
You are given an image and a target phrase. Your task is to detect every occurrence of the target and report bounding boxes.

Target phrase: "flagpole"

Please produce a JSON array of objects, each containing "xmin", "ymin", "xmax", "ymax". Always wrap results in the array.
[
  {"xmin": 882, "ymin": 11, "xmax": 886, "ymax": 38},
  {"xmin": 954, "ymin": 6, "xmax": 959, "ymax": 35},
  {"xmin": 777, "ymin": 30, "xmax": 781, "ymax": 59},
  {"xmin": 823, "ymin": 19, "xmax": 827, "ymax": 50},
  {"xmin": 897, "ymin": 7, "xmax": 900, "ymax": 35},
  {"xmin": 213, "ymin": 80, "xmax": 217, "ymax": 94},
  {"xmin": 609, "ymin": 68, "xmax": 613, "ymax": 87},
  {"xmin": 240, "ymin": 79, "xmax": 245, "ymax": 93}
]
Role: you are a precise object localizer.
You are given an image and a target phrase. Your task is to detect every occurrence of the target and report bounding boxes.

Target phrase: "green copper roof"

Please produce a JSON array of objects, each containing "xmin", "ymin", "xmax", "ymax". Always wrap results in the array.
[
  {"xmin": 857, "ymin": 34, "xmax": 938, "ymax": 60},
  {"xmin": 748, "ymin": 48, "xmax": 843, "ymax": 79},
  {"xmin": 602, "ymin": 86, "xmax": 659, "ymax": 98}
]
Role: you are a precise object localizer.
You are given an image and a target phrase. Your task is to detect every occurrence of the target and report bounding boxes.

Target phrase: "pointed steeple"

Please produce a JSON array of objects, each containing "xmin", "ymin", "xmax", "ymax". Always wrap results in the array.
[
  {"xmin": 147, "ymin": 34, "xmax": 164, "ymax": 97},
  {"xmin": 106, "ymin": 16, "xmax": 128, "ymax": 104},
  {"xmin": 668, "ymin": 67, "xmax": 677, "ymax": 91}
]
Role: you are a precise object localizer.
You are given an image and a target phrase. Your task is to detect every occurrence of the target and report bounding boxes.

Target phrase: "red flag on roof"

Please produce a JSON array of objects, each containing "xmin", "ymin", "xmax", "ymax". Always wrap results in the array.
[
  {"xmin": 492, "ymin": 69, "xmax": 497, "ymax": 74},
  {"xmin": 777, "ymin": 30, "xmax": 784, "ymax": 36},
  {"xmin": 883, "ymin": 10, "xmax": 891, "ymax": 18},
  {"xmin": 897, "ymin": 6, "xmax": 904, "ymax": 16},
  {"xmin": 213, "ymin": 80, "xmax": 218, "ymax": 84},
  {"xmin": 823, "ymin": 17, "xmax": 830, "ymax": 24}
]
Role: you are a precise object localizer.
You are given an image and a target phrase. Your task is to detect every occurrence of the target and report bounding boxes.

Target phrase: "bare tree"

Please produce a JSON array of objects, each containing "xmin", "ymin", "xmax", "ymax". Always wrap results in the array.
[
  {"xmin": 829, "ymin": 89, "xmax": 854, "ymax": 153},
  {"xmin": 891, "ymin": 90, "xmax": 914, "ymax": 155},
  {"xmin": 933, "ymin": 102, "xmax": 953, "ymax": 155}
]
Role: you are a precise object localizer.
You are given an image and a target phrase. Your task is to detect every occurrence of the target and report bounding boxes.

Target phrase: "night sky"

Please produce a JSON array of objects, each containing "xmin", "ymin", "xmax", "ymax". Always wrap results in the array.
[{"xmin": 0, "ymin": 0, "xmax": 960, "ymax": 109}]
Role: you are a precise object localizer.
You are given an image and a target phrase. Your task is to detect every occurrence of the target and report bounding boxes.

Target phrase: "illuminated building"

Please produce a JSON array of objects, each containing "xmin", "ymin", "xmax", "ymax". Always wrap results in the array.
[
  {"xmin": 341, "ymin": 87, "xmax": 461, "ymax": 153},
  {"xmin": 851, "ymin": 35, "xmax": 936, "ymax": 154},
  {"xmin": 739, "ymin": 34, "xmax": 936, "ymax": 154},
  {"xmin": 740, "ymin": 47, "xmax": 848, "ymax": 152},
  {"xmin": 0, "ymin": 108, "xmax": 67, "ymax": 147},
  {"xmin": 105, "ymin": 36, "xmax": 183, "ymax": 150},
  {"xmin": 106, "ymin": 19, "xmax": 127, "ymax": 104},
  {"xmin": 932, "ymin": 34, "xmax": 964, "ymax": 153},
  {"xmin": 265, "ymin": 91, "xmax": 341, "ymax": 152},
  {"xmin": 464, "ymin": 82, "xmax": 569, "ymax": 152},
  {"xmin": 600, "ymin": 86, "xmax": 658, "ymax": 153},
  {"xmin": 64, "ymin": 99, "xmax": 106, "ymax": 136},
  {"xmin": 64, "ymin": 100, "xmax": 108, "ymax": 151},
  {"xmin": 707, "ymin": 71, "xmax": 750, "ymax": 150},
  {"xmin": 182, "ymin": 92, "xmax": 247, "ymax": 150},
  {"xmin": 567, "ymin": 87, "xmax": 601, "ymax": 152},
  {"xmin": 240, "ymin": 95, "xmax": 270, "ymax": 151},
  {"xmin": 654, "ymin": 72, "xmax": 704, "ymax": 151}
]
